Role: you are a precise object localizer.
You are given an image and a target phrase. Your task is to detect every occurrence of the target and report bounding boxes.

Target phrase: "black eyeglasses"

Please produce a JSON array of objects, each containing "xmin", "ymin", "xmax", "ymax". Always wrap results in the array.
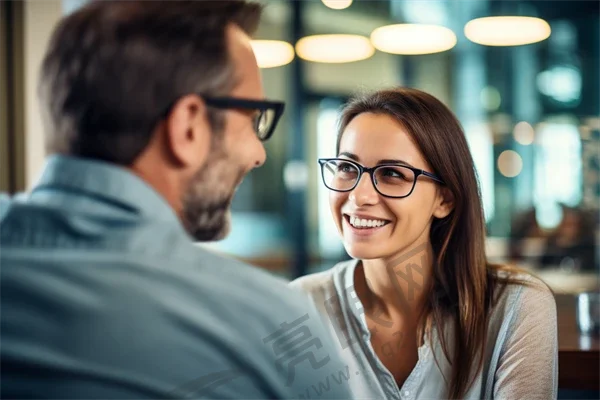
[
  {"xmin": 318, "ymin": 158, "xmax": 444, "ymax": 199},
  {"xmin": 203, "ymin": 96, "xmax": 285, "ymax": 141},
  {"xmin": 161, "ymin": 96, "xmax": 285, "ymax": 141}
]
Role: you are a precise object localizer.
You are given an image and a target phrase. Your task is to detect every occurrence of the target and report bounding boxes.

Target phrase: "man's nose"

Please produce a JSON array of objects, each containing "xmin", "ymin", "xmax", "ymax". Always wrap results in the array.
[{"xmin": 251, "ymin": 138, "xmax": 266, "ymax": 168}]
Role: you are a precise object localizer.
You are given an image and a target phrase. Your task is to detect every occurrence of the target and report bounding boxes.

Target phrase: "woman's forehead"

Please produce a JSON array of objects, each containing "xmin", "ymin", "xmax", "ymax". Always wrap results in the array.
[{"xmin": 339, "ymin": 113, "xmax": 425, "ymax": 166}]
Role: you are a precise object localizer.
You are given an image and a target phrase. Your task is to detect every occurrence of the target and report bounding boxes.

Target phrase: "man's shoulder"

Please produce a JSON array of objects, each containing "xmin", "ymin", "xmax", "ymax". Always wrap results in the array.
[
  {"xmin": 175, "ymin": 248, "xmax": 354, "ymax": 398},
  {"xmin": 0, "ymin": 193, "xmax": 9, "ymax": 218},
  {"xmin": 181, "ymin": 245, "xmax": 325, "ymax": 324},
  {"xmin": 191, "ymin": 245, "xmax": 294, "ymax": 297},
  {"xmin": 0, "ymin": 192, "xmax": 26, "ymax": 222},
  {"xmin": 184, "ymin": 247, "xmax": 342, "ymax": 342}
]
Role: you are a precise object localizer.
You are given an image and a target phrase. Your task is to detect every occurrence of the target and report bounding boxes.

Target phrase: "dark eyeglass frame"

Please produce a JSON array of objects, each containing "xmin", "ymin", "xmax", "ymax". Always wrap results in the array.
[
  {"xmin": 203, "ymin": 96, "xmax": 285, "ymax": 141},
  {"xmin": 161, "ymin": 96, "xmax": 285, "ymax": 142},
  {"xmin": 318, "ymin": 157, "xmax": 445, "ymax": 199}
]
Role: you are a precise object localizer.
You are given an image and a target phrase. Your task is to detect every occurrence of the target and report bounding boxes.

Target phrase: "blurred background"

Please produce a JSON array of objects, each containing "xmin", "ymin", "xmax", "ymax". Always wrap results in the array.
[
  {"xmin": 1, "ymin": 0, "xmax": 598, "ymax": 284},
  {"xmin": 232, "ymin": 0, "xmax": 600, "ymax": 283}
]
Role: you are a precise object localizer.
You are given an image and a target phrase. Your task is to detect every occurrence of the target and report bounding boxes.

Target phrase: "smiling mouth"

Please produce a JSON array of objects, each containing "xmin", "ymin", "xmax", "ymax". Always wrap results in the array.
[{"xmin": 343, "ymin": 214, "xmax": 391, "ymax": 229}]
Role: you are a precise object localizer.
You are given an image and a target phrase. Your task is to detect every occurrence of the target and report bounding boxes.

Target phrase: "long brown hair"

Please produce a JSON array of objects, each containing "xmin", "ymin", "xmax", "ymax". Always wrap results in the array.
[{"xmin": 337, "ymin": 88, "xmax": 529, "ymax": 399}]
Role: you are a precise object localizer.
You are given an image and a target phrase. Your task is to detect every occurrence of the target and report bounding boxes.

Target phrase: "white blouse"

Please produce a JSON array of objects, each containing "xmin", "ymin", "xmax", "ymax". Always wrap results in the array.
[{"xmin": 291, "ymin": 259, "xmax": 558, "ymax": 400}]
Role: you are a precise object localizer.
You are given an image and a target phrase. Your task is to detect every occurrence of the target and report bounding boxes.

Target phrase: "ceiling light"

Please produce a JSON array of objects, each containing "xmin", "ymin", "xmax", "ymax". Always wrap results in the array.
[
  {"xmin": 295, "ymin": 35, "xmax": 374, "ymax": 63},
  {"xmin": 465, "ymin": 16, "xmax": 551, "ymax": 46},
  {"xmin": 321, "ymin": 0, "xmax": 353, "ymax": 10},
  {"xmin": 513, "ymin": 121, "xmax": 535, "ymax": 145},
  {"xmin": 370, "ymin": 24, "xmax": 457, "ymax": 55},
  {"xmin": 251, "ymin": 40, "xmax": 295, "ymax": 68},
  {"xmin": 497, "ymin": 150, "xmax": 523, "ymax": 178}
]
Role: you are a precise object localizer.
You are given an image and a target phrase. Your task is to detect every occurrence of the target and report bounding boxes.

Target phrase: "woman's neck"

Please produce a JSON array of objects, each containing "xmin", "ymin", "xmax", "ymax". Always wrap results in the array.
[{"xmin": 356, "ymin": 241, "xmax": 435, "ymax": 323}]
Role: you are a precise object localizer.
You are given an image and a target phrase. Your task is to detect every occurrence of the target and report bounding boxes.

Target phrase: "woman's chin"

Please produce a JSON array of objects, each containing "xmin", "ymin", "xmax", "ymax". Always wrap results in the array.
[{"xmin": 344, "ymin": 243, "xmax": 386, "ymax": 261}]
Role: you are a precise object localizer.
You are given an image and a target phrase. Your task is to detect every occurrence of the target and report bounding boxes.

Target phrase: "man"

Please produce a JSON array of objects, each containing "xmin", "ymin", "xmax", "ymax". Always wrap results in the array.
[{"xmin": 0, "ymin": 1, "xmax": 352, "ymax": 398}]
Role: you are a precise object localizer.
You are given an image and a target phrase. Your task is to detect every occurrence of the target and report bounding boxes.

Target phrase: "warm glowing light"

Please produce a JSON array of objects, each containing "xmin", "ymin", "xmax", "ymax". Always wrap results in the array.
[
  {"xmin": 465, "ymin": 16, "xmax": 551, "ymax": 46},
  {"xmin": 370, "ymin": 24, "xmax": 457, "ymax": 55},
  {"xmin": 586, "ymin": 117, "xmax": 600, "ymax": 130},
  {"xmin": 322, "ymin": 0, "xmax": 353, "ymax": 10},
  {"xmin": 295, "ymin": 35, "xmax": 374, "ymax": 63},
  {"xmin": 250, "ymin": 40, "xmax": 294, "ymax": 68},
  {"xmin": 513, "ymin": 121, "xmax": 535, "ymax": 145},
  {"xmin": 498, "ymin": 150, "xmax": 523, "ymax": 178}
]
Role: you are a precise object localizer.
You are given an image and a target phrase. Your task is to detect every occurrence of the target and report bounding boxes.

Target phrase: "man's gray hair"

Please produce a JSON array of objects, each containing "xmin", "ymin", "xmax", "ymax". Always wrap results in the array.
[{"xmin": 39, "ymin": 0, "xmax": 263, "ymax": 165}]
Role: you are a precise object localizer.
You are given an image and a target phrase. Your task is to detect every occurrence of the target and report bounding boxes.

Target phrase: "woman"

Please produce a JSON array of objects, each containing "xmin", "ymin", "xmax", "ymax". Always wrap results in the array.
[{"xmin": 291, "ymin": 88, "xmax": 557, "ymax": 399}]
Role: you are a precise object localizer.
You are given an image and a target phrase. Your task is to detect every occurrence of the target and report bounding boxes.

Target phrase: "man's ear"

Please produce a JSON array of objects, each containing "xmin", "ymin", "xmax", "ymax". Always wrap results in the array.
[
  {"xmin": 165, "ymin": 94, "xmax": 211, "ymax": 169},
  {"xmin": 433, "ymin": 186, "xmax": 455, "ymax": 219}
]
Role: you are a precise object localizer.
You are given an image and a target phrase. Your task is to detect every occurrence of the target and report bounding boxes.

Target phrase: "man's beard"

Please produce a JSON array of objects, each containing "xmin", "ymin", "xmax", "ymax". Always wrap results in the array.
[{"xmin": 181, "ymin": 146, "xmax": 244, "ymax": 242}]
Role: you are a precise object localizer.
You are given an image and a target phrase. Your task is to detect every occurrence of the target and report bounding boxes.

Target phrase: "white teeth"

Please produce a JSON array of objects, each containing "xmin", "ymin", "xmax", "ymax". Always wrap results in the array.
[{"xmin": 348, "ymin": 215, "xmax": 387, "ymax": 229}]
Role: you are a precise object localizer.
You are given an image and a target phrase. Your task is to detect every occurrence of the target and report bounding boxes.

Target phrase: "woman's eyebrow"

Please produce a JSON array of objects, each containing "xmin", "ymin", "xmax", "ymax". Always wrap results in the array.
[
  {"xmin": 338, "ymin": 151, "xmax": 359, "ymax": 161},
  {"xmin": 377, "ymin": 158, "xmax": 414, "ymax": 167},
  {"xmin": 338, "ymin": 152, "xmax": 416, "ymax": 168}
]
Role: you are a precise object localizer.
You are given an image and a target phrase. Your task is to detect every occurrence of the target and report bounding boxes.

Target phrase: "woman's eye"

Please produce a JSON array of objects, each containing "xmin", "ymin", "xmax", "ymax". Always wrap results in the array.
[
  {"xmin": 381, "ymin": 168, "xmax": 403, "ymax": 178},
  {"xmin": 378, "ymin": 167, "xmax": 413, "ymax": 183},
  {"xmin": 337, "ymin": 163, "xmax": 354, "ymax": 173}
]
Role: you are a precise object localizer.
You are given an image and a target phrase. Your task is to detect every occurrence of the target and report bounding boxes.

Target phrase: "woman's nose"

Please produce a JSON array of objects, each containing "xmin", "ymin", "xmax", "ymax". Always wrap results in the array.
[{"xmin": 348, "ymin": 173, "xmax": 379, "ymax": 206}]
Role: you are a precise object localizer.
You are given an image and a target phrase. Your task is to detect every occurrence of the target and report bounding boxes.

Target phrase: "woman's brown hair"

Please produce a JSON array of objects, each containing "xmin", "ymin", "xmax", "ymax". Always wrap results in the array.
[{"xmin": 337, "ymin": 88, "xmax": 530, "ymax": 399}]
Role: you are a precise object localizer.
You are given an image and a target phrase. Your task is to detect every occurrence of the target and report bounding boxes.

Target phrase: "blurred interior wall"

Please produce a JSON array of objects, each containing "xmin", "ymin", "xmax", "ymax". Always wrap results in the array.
[
  {"xmin": 0, "ymin": 0, "xmax": 62, "ymax": 194},
  {"xmin": 0, "ymin": 0, "xmax": 25, "ymax": 194},
  {"xmin": 23, "ymin": 0, "xmax": 62, "ymax": 189}
]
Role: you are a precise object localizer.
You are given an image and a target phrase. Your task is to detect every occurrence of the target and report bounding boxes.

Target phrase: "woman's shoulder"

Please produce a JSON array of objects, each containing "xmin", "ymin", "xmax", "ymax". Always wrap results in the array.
[
  {"xmin": 289, "ymin": 259, "xmax": 355, "ymax": 297},
  {"xmin": 489, "ymin": 268, "xmax": 557, "ymax": 327},
  {"xmin": 483, "ymin": 267, "xmax": 558, "ymax": 394},
  {"xmin": 491, "ymin": 267, "xmax": 554, "ymax": 297}
]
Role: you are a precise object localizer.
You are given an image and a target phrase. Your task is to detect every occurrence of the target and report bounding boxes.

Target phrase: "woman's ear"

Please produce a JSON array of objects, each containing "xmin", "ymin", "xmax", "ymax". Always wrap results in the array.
[{"xmin": 433, "ymin": 187, "xmax": 455, "ymax": 219}]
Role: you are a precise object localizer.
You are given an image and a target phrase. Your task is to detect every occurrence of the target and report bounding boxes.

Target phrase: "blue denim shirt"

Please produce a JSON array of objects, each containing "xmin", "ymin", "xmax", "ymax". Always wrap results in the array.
[{"xmin": 1, "ymin": 155, "xmax": 353, "ymax": 399}]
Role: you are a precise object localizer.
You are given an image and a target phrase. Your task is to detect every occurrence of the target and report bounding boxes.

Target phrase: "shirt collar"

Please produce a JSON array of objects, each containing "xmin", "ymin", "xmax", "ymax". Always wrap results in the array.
[
  {"xmin": 32, "ymin": 155, "xmax": 181, "ymax": 225},
  {"xmin": 338, "ymin": 258, "xmax": 371, "ymax": 338}
]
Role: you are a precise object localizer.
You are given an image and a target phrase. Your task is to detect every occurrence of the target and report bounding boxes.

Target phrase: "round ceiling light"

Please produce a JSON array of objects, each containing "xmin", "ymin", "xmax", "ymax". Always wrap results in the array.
[
  {"xmin": 251, "ymin": 40, "xmax": 295, "ymax": 68},
  {"xmin": 322, "ymin": 0, "xmax": 353, "ymax": 10},
  {"xmin": 295, "ymin": 34, "xmax": 374, "ymax": 63},
  {"xmin": 513, "ymin": 121, "xmax": 535, "ymax": 145},
  {"xmin": 465, "ymin": 16, "xmax": 551, "ymax": 46},
  {"xmin": 370, "ymin": 24, "xmax": 457, "ymax": 55},
  {"xmin": 497, "ymin": 150, "xmax": 523, "ymax": 178}
]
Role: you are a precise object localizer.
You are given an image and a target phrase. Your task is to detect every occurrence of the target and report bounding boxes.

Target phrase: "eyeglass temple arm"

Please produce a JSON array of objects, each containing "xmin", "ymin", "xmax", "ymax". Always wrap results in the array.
[{"xmin": 421, "ymin": 170, "xmax": 445, "ymax": 184}]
